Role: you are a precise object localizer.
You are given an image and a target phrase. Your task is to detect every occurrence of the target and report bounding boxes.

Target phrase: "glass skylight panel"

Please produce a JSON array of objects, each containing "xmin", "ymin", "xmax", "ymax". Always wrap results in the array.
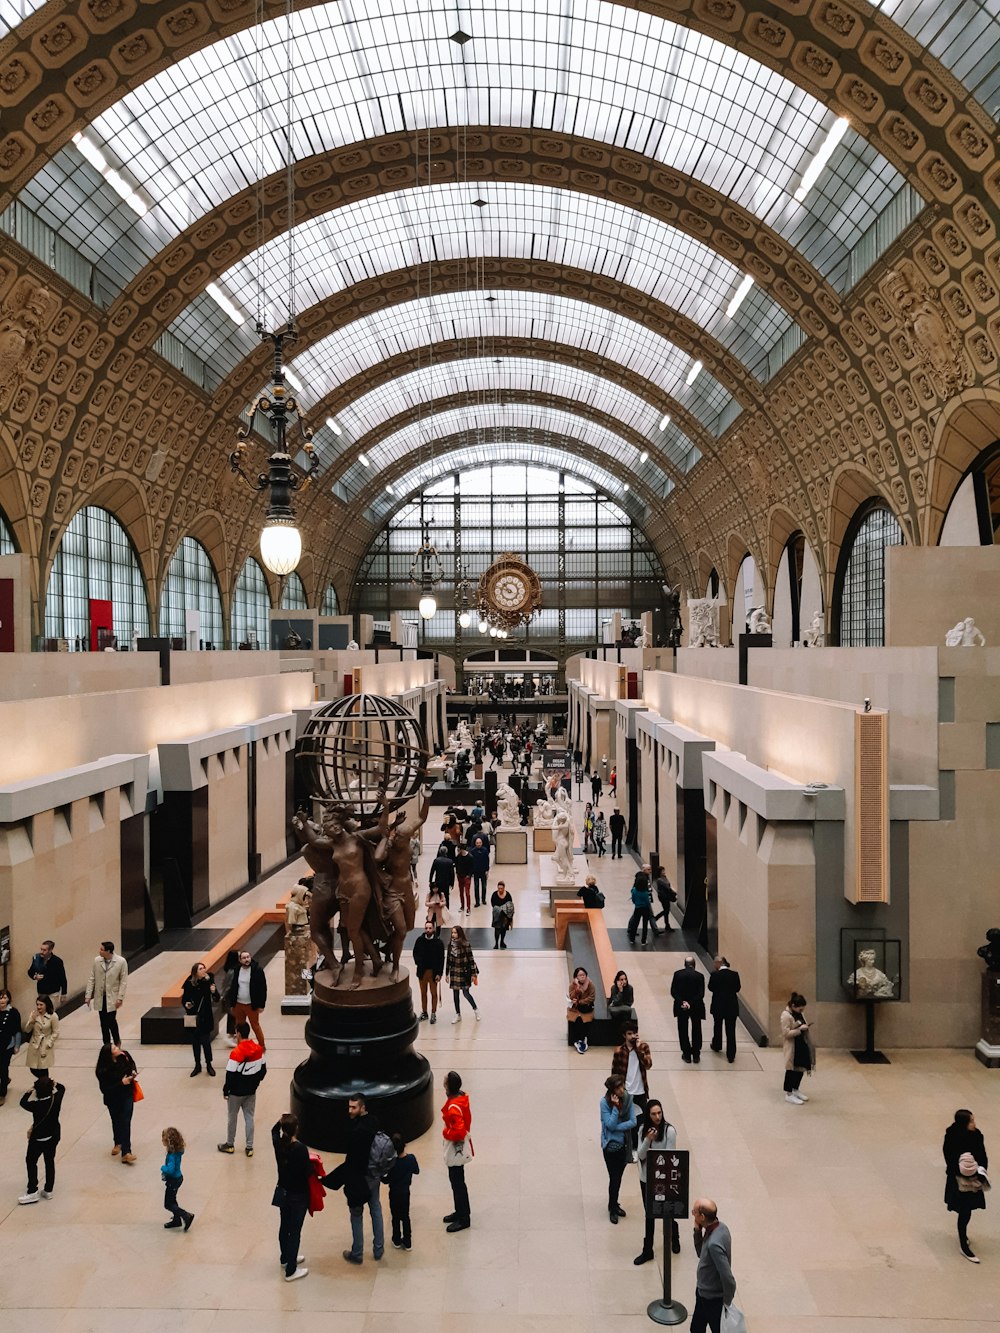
[
  {"xmin": 0, "ymin": 0, "xmax": 43, "ymax": 37},
  {"xmin": 334, "ymin": 356, "xmax": 697, "ymax": 468},
  {"xmin": 287, "ymin": 289, "xmax": 735, "ymax": 435},
  {"xmin": 24, "ymin": 0, "xmax": 908, "ymax": 291},
  {"xmin": 176, "ymin": 181, "xmax": 791, "ymax": 380}
]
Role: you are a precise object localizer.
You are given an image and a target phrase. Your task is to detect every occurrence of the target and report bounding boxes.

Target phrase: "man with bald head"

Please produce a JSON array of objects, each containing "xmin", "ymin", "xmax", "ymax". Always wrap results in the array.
[{"xmin": 690, "ymin": 1197, "xmax": 736, "ymax": 1333}]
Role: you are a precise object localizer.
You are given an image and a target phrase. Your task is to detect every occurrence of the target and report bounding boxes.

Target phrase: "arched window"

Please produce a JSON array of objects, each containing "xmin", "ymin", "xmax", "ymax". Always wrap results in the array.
[
  {"xmin": 835, "ymin": 503, "xmax": 904, "ymax": 646},
  {"xmin": 45, "ymin": 505, "xmax": 149, "ymax": 647},
  {"xmin": 940, "ymin": 440, "xmax": 1000, "ymax": 546},
  {"xmin": 232, "ymin": 557, "xmax": 270, "ymax": 648},
  {"xmin": 159, "ymin": 537, "xmax": 224, "ymax": 648},
  {"xmin": 0, "ymin": 507, "xmax": 15, "ymax": 555},
  {"xmin": 321, "ymin": 584, "xmax": 339, "ymax": 615},
  {"xmin": 279, "ymin": 571, "xmax": 308, "ymax": 609}
]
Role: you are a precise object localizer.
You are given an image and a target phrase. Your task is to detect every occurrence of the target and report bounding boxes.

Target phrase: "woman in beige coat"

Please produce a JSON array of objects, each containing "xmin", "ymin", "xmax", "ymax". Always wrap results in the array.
[
  {"xmin": 780, "ymin": 991, "xmax": 814, "ymax": 1105},
  {"xmin": 23, "ymin": 995, "xmax": 60, "ymax": 1077}
]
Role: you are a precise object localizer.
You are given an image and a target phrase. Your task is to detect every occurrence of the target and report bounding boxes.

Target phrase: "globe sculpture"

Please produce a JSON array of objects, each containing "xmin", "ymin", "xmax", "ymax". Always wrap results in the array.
[
  {"xmin": 289, "ymin": 694, "xmax": 434, "ymax": 1151},
  {"xmin": 297, "ymin": 693, "xmax": 427, "ymax": 819}
]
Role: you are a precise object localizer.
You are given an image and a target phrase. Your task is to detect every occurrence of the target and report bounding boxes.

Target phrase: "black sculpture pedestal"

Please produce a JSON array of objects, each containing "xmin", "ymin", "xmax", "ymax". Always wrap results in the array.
[
  {"xmin": 290, "ymin": 963, "xmax": 434, "ymax": 1151},
  {"xmin": 975, "ymin": 970, "xmax": 1000, "ymax": 1068}
]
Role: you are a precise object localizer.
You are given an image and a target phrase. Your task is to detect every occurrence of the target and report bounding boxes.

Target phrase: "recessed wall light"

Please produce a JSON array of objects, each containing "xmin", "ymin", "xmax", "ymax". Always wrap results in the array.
[
  {"xmin": 326, "ymin": 417, "xmax": 342, "ymax": 436},
  {"xmin": 795, "ymin": 117, "xmax": 850, "ymax": 203},
  {"xmin": 726, "ymin": 274, "xmax": 754, "ymax": 319},
  {"xmin": 685, "ymin": 360, "xmax": 702, "ymax": 387},
  {"xmin": 659, "ymin": 414, "xmax": 671, "ymax": 431}
]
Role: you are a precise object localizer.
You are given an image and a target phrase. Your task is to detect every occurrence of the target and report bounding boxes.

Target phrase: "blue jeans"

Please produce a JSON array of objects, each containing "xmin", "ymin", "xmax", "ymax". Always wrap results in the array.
[
  {"xmin": 348, "ymin": 1180, "xmax": 384, "ymax": 1259},
  {"xmin": 279, "ymin": 1193, "xmax": 309, "ymax": 1275}
]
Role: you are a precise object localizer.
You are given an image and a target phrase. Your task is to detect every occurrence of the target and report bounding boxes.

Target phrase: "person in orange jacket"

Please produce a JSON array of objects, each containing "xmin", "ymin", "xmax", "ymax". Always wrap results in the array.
[{"xmin": 441, "ymin": 1070, "xmax": 473, "ymax": 1233}]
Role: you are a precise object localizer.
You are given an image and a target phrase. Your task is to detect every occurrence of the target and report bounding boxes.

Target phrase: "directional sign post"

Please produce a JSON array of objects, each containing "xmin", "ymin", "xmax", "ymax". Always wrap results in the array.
[{"xmin": 645, "ymin": 1148, "xmax": 689, "ymax": 1325}]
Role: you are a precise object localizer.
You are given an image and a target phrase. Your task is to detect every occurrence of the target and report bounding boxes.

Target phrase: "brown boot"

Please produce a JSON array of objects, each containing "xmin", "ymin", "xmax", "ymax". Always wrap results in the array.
[{"xmin": 121, "ymin": 1153, "xmax": 137, "ymax": 1164}]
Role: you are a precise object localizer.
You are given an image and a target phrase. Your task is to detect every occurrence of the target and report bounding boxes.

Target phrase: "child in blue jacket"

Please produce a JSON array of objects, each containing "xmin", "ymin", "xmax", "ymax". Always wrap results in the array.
[{"xmin": 161, "ymin": 1126, "xmax": 194, "ymax": 1231}]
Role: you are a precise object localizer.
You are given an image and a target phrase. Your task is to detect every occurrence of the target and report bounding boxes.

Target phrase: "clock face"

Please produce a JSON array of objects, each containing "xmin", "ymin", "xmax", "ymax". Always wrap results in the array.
[{"xmin": 493, "ymin": 572, "xmax": 528, "ymax": 610}]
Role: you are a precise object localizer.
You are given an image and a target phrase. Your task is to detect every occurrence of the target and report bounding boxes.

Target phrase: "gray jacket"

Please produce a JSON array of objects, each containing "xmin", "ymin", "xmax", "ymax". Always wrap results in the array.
[{"xmin": 694, "ymin": 1220, "xmax": 736, "ymax": 1305}]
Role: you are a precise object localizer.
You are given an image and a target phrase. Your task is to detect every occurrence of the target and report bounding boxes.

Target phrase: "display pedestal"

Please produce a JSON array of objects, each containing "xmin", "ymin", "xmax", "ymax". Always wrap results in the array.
[
  {"xmin": 533, "ymin": 826, "xmax": 554, "ymax": 853},
  {"xmin": 290, "ymin": 963, "xmax": 434, "ymax": 1151},
  {"xmin": 495, "ymin": 827, "xmax": 528, "ymax": 864},
  {"xmin": 541, "ymin": 855, "xmax": 587, "ymax": 891},
  {"xmin": 975, "ymin": 970, "xmax": 1000, "ymax": 1068},
  {"xmin": 851, "ymin": 998, "xmax": 890, "ymax": 1064}
]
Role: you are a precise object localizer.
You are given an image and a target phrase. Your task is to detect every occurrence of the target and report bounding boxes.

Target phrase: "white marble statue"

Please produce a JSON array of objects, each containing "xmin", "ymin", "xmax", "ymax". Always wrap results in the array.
[
  {"xmin": 532, "ymin": 798, "xmax": 556, "ymax": 828},
  {"xmin": 346, "ymin": 639, "xmax": 360, "ymax": 651},
  {"xmin": 496, "ymin": 783, "xmax": 521, "ymax": 827},
  {"xmin": 944, "ymin": 617, "xmax": 986, "ymax": 648},
  {"xmin": 687, "ymin": 598, "xmax": 720, "ymax": 647},
  {"xmin": 748, "ymin": 606, "xmax": 771, "ymax": 635},
  {"xmin": 552, "ymin": 808, "xmax": 576, "ymax": 885},
  {"xmin": 801, "ymin": 611, "xmax": 825, "ymax": 648},
  {"xmin": 847, "ymin": 948, "xmax": 896, "ymax": 1000}
]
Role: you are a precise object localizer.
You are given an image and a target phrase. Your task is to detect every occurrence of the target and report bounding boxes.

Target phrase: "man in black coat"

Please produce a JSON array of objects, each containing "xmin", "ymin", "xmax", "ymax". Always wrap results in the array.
[
  {"xmin": 670, "ymin": 957, "xmax": 706, "ymax": 1064},
  {"xmin": 591, "ymin": 772, "xmax": 603, "ymax": 805},
  {"xmin": 226, "ymin": 950, "xmax": 268, "ymax": 1050},
  {"xmin": 708, "ymin": 956, "xmax": 742, "ymax": 1063},
  {"xmin": 322, "ymin": 1093, "xmax": 384, "ymax": 1265},
  {"xmin": 429, "ymin": 845, "xmax": 456, "ymax": 909},
  {"xmin": 412, "ymin": 920, "xmax": 445, "ymax": 1024},
  {"xmin": 28, "ymin": 940, "xmax": 68, "ymax": 1004},
  {"xmin": 608, "ymin": 808, "xmax": 626, "ymax": 859}
]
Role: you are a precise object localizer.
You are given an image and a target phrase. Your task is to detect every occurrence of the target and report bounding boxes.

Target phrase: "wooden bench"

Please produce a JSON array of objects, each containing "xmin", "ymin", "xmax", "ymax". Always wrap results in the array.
[
  {"xmin": 554, "ymin": 903, "xmax": 621, "ymax": 1047},
  {"xmin": 140, "ymin": 895, "xmax": 289, "ymax": 1045}
]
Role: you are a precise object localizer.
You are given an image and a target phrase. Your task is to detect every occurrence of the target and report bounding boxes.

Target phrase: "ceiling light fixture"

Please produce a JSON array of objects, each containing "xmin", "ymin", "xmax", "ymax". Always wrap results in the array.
[
  {"xmin": 659, "ymin": 413, "xmax": 671, "ymax": 431},
  {"xmin": 358, "ymin": 452, "xmax": 370, "ymax": 467},
  {"xmin": 410, "ymin": 520, "xmax": 444, "ymax": 620},
  {"xmin": 639, "ymin": 450, "xmax": 648, "ymax": 464},
  {"xmin": 794, "ymin": 116, "xmax": 850, "ymax": 202},
  {"xmin": 325, "ymin": 417, "xmax": 342, "ymax": 436},
  {"xmin": 386, "ymin": 483, "xmax": 394, "ymax": 494},
  {"xmin": 72, "ymin": 132, "xmax": 147, "ymax": 216},
  {"xmin": 206, "ymin": 282, "xmax": 246, "ymax": 326},
  {"xmin": 726, "ymin": 274, "xmax": 754, "ymax": 318},
  {"xmin": 685, "ymin": 359, "xmax": 702, "ymax": 387}
]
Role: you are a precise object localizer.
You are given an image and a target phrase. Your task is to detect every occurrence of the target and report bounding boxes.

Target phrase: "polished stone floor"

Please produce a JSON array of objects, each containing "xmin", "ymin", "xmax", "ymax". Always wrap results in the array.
[{"xmin": 1, "ymin": 771, "xmax": 997, "ymax": 1330}]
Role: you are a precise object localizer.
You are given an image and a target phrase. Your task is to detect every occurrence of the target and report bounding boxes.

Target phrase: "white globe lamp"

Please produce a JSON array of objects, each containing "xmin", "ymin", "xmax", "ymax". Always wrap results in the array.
[
  {"xmin": 260, "ymin": 518, "xmax": 302, "ymax": 576},
  {"xmin": 418, "ymin": 594, "xmax": 437, "ymax": 619},
  {"xmin": 458, "ymin": 611, "xmax": 472, "ymax": 629}
]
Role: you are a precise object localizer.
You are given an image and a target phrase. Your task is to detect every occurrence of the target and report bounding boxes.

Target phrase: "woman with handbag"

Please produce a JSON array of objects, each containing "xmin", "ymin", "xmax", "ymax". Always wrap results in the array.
[
  {"xmin": 441, "ymin": 1070, "xmax": 473, "ymax": 1233},
  {"xmin": 567, "ymin": 966, "xmax": 596, "ymax": 1053},
  {"xmin": 271, "ymin": 1113, "xmax": 311, "ymax": 1281},
  {"xmin": 95, "ymin": 1040, "xmax": 139, "ymax": 1164},
  {"xmin": 0, "ymin": 987, "xmax": 22, "ymax": 1103},
  {"xmin": 181, "ymin": 961, "xmax": 218, "ymax": 1077},
  {"xmin": 943, "ymin": 1108, "xmax": 989, "ymax": 1262},
  {"xmin": 446, "ymin": 926, "xmax": 480, "ymax": 1023},
  {"xmin": 22, "ymin": 995, "xmax": 59, "ymax": 1079},
  {"xmin": 490, "ymin": 882, "xmax": 515, "ymax": 949},
  {"xmin": 18, "ymin": 1074, "xmax": 65, "ymax": 1204},
  {"xmin": 780, "ymin": 993, "xmax": 814, "ymax": 1105}
]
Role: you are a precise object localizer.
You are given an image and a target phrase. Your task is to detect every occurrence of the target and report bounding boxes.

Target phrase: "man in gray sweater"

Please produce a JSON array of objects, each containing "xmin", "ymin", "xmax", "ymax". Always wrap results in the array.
[{"xmin": 690, "ymin": 1197, "xmax": 736, "ymax": 1333}]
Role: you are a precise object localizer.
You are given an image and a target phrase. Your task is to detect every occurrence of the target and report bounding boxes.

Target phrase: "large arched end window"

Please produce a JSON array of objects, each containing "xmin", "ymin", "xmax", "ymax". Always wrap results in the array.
[
  {"xmin": 279, "ymin": 572, "xmax": 308, "ymax": 610},
  {"xmin": 232, "ymin": 557, "xmax": 271, "ymax": 648},
  {"xmin": 940, "ymin": 440, "xmax": 1000, "ymax": 546},
  {"xmin": 731, "ymin": 552, "xmax": 760, "ymax": 637},
  {"xmin": 834, "ymin": 502, "xmax": 904, "ymax": 646},
  {"xmin": 321, "ymin": 584, "xmax": 339, "ymax": 615},
  {"xmin": 0, "ymin": 507, "xmax": 16, "ymax": 554},
  {"xmin": 45, "ymin": 505, "xmax": 149, "ymax": 647},
  {"xmin": 159, "ymin": 537, "xmax": 224, "ymax": 647}
]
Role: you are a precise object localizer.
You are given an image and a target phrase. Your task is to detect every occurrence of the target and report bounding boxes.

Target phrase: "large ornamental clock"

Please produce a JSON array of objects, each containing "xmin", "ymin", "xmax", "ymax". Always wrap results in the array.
[{"xmin": 477, "ymin": 553, "xmax": 542, "ymax": 629}]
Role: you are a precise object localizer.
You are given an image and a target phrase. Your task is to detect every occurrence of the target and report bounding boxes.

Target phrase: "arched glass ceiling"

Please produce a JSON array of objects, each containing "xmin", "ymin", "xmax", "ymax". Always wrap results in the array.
[
  {"xmin": 338, "ymin": 401, "xmax": 674, "ymax": 502},
  {"xmin": 334, "ymin": 356, "xmax": 699, "ymax": 472},
  {"xmin": 287, "ymin": 289, "xmax": 733, "ymax": 435},
  {"xmin": 361, "ymin": 441, "xmax": 650, "ymax": 525},
  {"xmin": 1, "ymin": 0, "xmax": 994, "ymax": 121},
  {"xmin": 168, "ymin": 181, "xmax": 791, "ymax": 383},
  {"xmin": 19, "ymin": 0, "xmax": 909, "ymax": 295}
]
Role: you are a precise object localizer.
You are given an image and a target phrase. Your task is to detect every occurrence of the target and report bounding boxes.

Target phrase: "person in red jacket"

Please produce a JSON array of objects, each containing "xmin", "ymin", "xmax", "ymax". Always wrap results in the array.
[
  {"xmin": 217, "ymin": 1022, "xmax": 267, "ymax": 1157},
  {"xmin": 441, "ymin": 1070, "xmax": 473, "ymax": 1233}
]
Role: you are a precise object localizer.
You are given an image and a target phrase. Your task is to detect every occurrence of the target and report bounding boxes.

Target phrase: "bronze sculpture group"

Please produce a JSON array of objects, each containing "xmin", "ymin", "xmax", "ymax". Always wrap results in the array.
[{"xmin": 292, "ymin": 787, "xmax": 430, "ymax": 989}]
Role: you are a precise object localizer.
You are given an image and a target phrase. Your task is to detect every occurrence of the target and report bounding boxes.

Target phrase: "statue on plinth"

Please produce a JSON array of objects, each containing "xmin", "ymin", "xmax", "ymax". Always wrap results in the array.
[
  {"xmin": 802, "ymin": 611, "xmax": 825, "ymax": 647},
  {"xmin": 552, "ymin": 808, "xmax": 576, "ymax": 886},
  {"xmin": 284, "ymin": 880, "xmax": 315, "ymax": 995},
  {"xmin": 945, "ymin": 617, "xmax": 986, "ymax": 648},
  {"xmin": 846, "ymin": 948, "xmax": 896, "ymax": 1000},
  {"xmin": 748, "ymin": 606, "xmax": 771, "ymax": 635},
  {"xmin": 496, "ymin": 783, "xmax": 521, "ymax": 827},
  {"xmin": 977, "ymin": 929, "xmax": 1000, "ymax": 972}
]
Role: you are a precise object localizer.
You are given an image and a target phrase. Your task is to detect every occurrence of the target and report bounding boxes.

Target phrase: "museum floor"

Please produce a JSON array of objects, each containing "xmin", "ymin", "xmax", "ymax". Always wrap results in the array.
[{"xmin": 1, "ymin": 774, "xmax": 997, "ymax": 1331}]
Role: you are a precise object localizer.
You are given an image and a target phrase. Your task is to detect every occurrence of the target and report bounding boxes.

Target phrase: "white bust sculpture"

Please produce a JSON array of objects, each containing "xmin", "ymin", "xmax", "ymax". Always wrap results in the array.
[
  {"xmin": 847, "ymin": 948, "xmax": 896, "ymax": 999},
  {"xmin": 944, "ymin": 617, "xmax": 986, "ymax": 648},
  {"xmin": 801, "ymin": 611, "xmax": 825, "ymax": 647},
  {"xmin": 748, "ymin": 606, "xmax": 771, "ymax": 635},
  {"xmin": 552, "ymin": 808, "xmax": 576, "ymax": 884}
]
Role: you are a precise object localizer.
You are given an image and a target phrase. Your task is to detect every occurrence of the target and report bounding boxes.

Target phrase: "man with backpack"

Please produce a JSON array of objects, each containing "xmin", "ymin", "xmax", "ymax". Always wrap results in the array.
[{"xmin": 324, "ymin": 1094, "xmax": 394, "ymax": 1264}]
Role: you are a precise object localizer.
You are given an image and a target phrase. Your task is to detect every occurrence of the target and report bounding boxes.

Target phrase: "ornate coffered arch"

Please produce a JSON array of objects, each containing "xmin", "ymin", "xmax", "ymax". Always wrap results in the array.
[
  {"xmin": 0, "ymin": 0, "xmax": 993, "ymax": 233},
  {"xmin": 110, "ymin": 128, "xmax": 842, "ymax": 346}
]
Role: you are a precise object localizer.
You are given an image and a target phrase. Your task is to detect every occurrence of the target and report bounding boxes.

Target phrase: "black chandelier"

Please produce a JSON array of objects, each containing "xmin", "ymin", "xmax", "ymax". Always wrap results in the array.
[{"xmin": 229, "ymin": 321, "xmax": 318, "ymax": 575}]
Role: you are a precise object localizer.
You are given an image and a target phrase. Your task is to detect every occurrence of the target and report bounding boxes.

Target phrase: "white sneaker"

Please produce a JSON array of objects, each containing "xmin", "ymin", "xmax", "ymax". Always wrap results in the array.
[
  {"xmin": 795, "ymin": 1091, "xmax": 809, "ymax": 1102},
  {"xmin": 279, "ymin": 1256, "xmax": 305, "ymax": 1267},
  {"xmin": 785, "ymin": 1092, "xmax": 804, "ymax": 1105},
  {"xmin": 18, "ymin": 1192, "xmax": 40, "ymax": 1204},
  {"xmin": 474, "ymin": 1010, "xmax": 482, "ymax": 1021},
  {"xmin": 284, "ymin": 1267, "xmax": 308, "ymax": 1282},
  {"xmin": 452, "ymin": 1014, "xmax": 462, "ymax": 1024},
  {"xmin": 40, "ymin": 1190, "xmax": 53, "ymax": 1199}
]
